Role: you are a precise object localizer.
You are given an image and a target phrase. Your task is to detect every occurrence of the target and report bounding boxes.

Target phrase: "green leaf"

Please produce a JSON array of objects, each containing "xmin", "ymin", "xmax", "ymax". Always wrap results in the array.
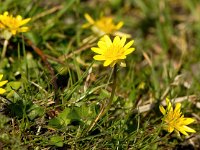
[
  {"xmin": 0, "ymin": 58, "xmax": 9, "ymax": 69},
  {"xmin": 28, "ymin": 104, "xmax": 44, "ymax": 120},
  {"xmin": 5, "ymin": 81, "xmax": 22, "ymax": 98},
  {"xmin": 6, "ymin": 81, "xmax": 21, "ymax": 91},
  {"xmin": 57, "ymin": 108, "xmax": 71, "ymax": 126},
  {"xmin": 25, "ymin": 32, "xmax": 42, "ymax": 45},
  {"xmin": 48, "ymin": 118, "xmax": 63, "ymax": 129},
  {"xmin": 73, "ymin": 104, "xmax": 97, "ymax": 125},
  {"xmin": 48, "ymin": 108, "xmax": 71, "ymax": 129},
  {"xmin": 50, "ymin": 136, "xmax": 63, "ymax": 147}
]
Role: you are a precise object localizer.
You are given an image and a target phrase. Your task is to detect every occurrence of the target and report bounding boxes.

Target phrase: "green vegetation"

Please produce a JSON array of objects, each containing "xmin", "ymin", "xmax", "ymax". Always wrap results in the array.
[{"xmin": 0, "ymin": 0, "xmax": 199, "ymax": 149}]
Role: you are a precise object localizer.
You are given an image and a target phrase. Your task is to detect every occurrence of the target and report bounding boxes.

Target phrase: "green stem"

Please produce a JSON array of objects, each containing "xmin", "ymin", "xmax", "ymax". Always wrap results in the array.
[
  {"xmin": 103, "ymin": 65, "xmax": 117, "ymax": 115},
  {"xmin": 1, "ymin": 39, "xmax": 8, "ymax": 59},
  {"xmin": 86, "ymin": 65, "xmax": 117, "ymax": 133}
]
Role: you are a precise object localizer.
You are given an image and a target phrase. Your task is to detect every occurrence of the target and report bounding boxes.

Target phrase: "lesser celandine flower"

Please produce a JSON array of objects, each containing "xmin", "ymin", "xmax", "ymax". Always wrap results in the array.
[
  {"xmin": 159, "ymin": 98, "xmax": 196, "ymax": 136},
  {"xmin": 0, "ymin": 11, "xmax": 31, "ymax": 35},
  {"xmin": 91, "ymin": 35, "xmax": 135, "ymax": 67},
  {"xmin": 0, "ymin": 11, "xmax": 31, "ymax": 58},
  {"xmin": 0, "ymin": 74, "xmax": 8, "ymax": 94},
  {"xmin": 0, "ymin": 22, "xmax": 4, "ymax": 28},
  {"xmin": 87, "ymin": 17, "xmax": 134, "ymax": 131},
  {"xmin": 83, "ymin": 13, "xmax": 123, "ymax": 36}
]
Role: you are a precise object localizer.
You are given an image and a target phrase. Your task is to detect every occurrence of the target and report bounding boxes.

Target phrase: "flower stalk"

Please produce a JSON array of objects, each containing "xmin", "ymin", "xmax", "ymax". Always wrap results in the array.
[
  {"xmin": 87, "ymin": 65, "xmax": 117, "ymax": 133},
  {"xmin": 1, "ymin": 39, "xmax": 8, "ymax": 58},
  {"xmin": 86, "ymin": 35, "xmax": 135, "ymax": 133},
  {"xmin": 104, "ymin": 65, "xmax": 117, "ymax": 115}
]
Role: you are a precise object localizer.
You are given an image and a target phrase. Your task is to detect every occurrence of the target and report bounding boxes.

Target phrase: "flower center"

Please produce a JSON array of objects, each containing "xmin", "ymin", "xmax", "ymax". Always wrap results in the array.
[
  {"xmin": 2, "ymin": 17, "xmax": 20, "ymax": 29},
  {"xmin": 104, "ymin": 45, "xmax": 124, "ymax": 60},
  {"xmin": 95, "ymin": 17, "xmax": 116, "ymax": 33}
]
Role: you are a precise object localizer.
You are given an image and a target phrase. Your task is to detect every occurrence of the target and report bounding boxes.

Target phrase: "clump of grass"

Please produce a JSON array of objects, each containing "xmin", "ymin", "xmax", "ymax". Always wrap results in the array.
[{"xmin": 0, "ymin": 0, "xmax": 199, "ymax": 149}]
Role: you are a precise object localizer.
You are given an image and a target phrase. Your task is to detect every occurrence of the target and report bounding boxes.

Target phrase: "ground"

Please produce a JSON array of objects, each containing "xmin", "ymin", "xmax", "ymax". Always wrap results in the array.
[{"xmin": 0, "ymin": 0, "xmax": 200, "ymax": 149}]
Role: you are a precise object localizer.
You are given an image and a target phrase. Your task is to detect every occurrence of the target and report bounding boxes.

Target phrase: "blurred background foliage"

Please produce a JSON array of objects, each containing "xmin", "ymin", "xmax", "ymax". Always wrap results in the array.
[{"xmin": 0, "ymin": 0, "xmax": 200, "ymax": 149}]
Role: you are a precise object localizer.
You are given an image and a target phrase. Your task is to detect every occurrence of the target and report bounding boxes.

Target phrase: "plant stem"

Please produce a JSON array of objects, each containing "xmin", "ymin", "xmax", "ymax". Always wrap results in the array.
[
  {"xmin": 1, "ymin": 39, "xmax": 8, "ymax": 58},
  {"xmin": 103, "ymin": 65, "xmax": 117, "ymax": 115},
  {"xmin": 86, "ymin": 65, "xmax": 117, "ymax": 133}
]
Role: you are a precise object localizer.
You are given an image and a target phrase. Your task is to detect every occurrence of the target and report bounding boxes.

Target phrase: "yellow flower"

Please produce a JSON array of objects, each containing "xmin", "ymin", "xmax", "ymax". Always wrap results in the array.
[
  {"xmin": 0, "ymin": 22, "xmax": 4, "ymax": 28},
  {"xmin": 91, "ymin": 35, "xmax": 135, "ymax": 67},
  {"xmin": 83, "ymin": 13, "xmax": 123, "ymax": 35},
  {"xmin": 0, "ymin": 74, "xmax": 8, "ymax": 94},
  {"xmin": 0, "ymin": 11, "xmax": 31, "ymax": 35},
  {"xmin": 159, "ymin": 98, "xmax": 196, "ymax": 136}
]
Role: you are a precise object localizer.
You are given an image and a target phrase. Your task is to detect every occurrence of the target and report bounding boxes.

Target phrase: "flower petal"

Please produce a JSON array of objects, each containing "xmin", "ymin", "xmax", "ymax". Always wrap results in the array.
[
  {"xmin": 113, "ymin": 36, "xmax": 120, "ymax": 45},
  {"xmin": 110, "ymin": 60, "xmax": 118, "ymax": 67},
  {"xmin": 0, "ymin": 74, "xmax": 3, "ymax": 80},
  {"xmin": 119, "ymin": 36, "xmax": 126, "ymax": 47},
  {"xmin": 118, "ymin": 55, "xmax": 126, "ymax": 59},
  {"xmin": 168, "ymin": 126, "xmax": 174, "ymax": 133},
  {"xmin": 0, "ymin": 80, "xmax": 8, "ymax": 87},
  {"xmin": 116, "ymin": 21, "xmax": 123, "ymax": 29},
  {"xmin": 124, "ymin": 40, "xmax": 134, "ymax": 49},
  {"xmin": 124, "ymin": 48, "xmax": 135, "ymax": 55},
  {"xmin": 93, "ymin": 55, "xmax": 105, "ymax": 60},
  {"xmin": 18, "ymin": 27, "xmax": 29, "ymax": 32},
  {"xmin": 182, "ymin": 125, "xmax": 196, "ymax": 133},
  {"xmin": 91, "ymin": 47, "xmax": 104, "ymax": 54},
  {"xmin": 82, "ymin": 23, "xmax": 91, "ymax": 28},
  {"xmin": 0, "ymin": 88, "xmax": 6, "ymax": 94},
  {"xmin": 178, "ymin": 127, "xmax": 188, "ymax": 136},
  {"xmin": 166, "ymin": 98, "xmax": 173, "ymax": 112},
  {"xmin": 174, "ymin": 103, "xmax": 181, "ymax": 113},
  {"xmin": 16, "ymin": 15, "xmax": 22, "ymax": 20},
  {"xmin": 19, "ymin": 18, "xmax": 31, "ymax": 26},
  {"xmin": 103, "ymin": 60, "xmax": 113, "ymax": 66},
  {"xmin": 3, "ymin": 11, "xmax": 9, "ymax": 16},
  {"xmin": 183, "ymin": 118, "xmax": 195, "ymax": 125},
  {"xmin": 98, "ymin": 41, "xmax": 107, "ymax": 50},
  {"xmin": 84, "ymin": 13, "xmax": 95, "ymax": 24},
  {"xmin": 104, "ymin": 35, "xmax": 112, "ymax": 47},
  {"xmin": 11, "ymin": 30, "xmax": 17, "ymax": 35},
  {"xmin": 159, "ymin": 105, "xmax": 166, "ymax": 115}
]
